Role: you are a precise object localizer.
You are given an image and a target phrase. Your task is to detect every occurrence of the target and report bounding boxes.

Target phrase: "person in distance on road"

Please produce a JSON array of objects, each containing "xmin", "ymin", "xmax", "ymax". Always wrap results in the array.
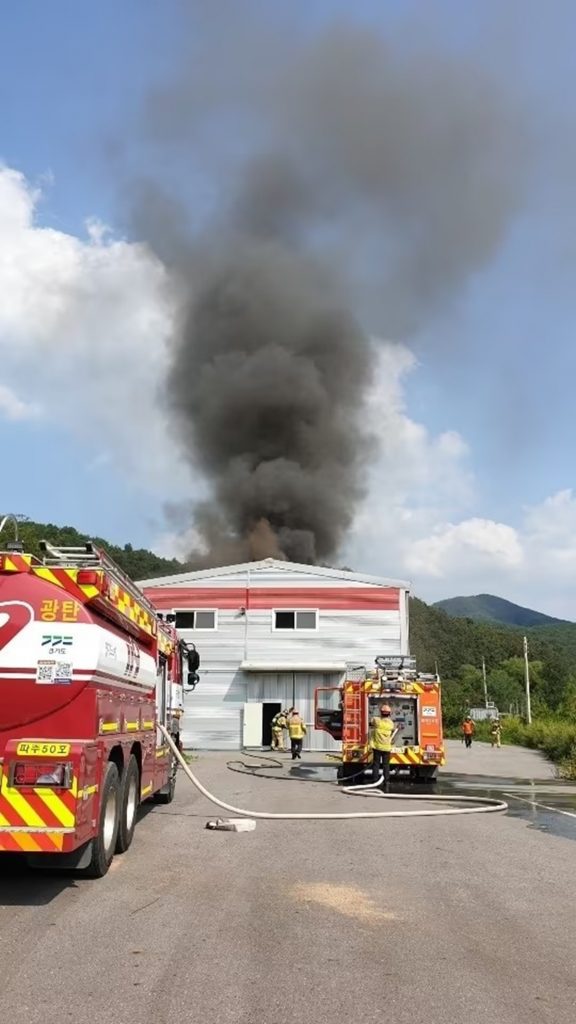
[
  {"xmin": 370, "ymin": 704, "xmax": 400, "ymax": 792},
  {"xmin": 490, "ymin": 718, "xmax": 502, "ymax": 749},
  {"xmin": 288, "ymin": 710, "xmax": 307, "ymax": 760},
  {"xmin": 462, "ymin": 715, "xmax": 475, "ymax": 749}
]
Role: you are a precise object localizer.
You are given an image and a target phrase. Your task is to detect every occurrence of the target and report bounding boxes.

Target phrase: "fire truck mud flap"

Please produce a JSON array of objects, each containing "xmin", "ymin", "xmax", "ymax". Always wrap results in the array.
[{"xmin": 26, "ymin": 840, "xmax": 94, "ymax": 872}]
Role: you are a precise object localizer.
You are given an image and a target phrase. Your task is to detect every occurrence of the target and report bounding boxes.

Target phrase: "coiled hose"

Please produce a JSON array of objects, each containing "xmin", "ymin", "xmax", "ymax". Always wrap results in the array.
[
  {"xmin": 159, "ymin": 726, "xmax": 508, "ymax": 819},
  {"xmin": 226, "ymin": 750, "xmax": 367, "ymax": 785}
]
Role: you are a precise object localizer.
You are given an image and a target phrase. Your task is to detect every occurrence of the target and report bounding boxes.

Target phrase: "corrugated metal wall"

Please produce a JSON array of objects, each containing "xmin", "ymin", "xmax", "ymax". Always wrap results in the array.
[
  {"xmin": 180, "ymin": 669, "xmax": 244, "ymax": 749},
  {"xmin": 144, "ymin": 561, "xmax": 409, "ymax": 750},
  {"xmin": 245, "ymin": 609, "xmax": 402, "ymax": 664},
  {"xmin": 245, "ymin": 672, "xmax": 342, "ymax": 752}
]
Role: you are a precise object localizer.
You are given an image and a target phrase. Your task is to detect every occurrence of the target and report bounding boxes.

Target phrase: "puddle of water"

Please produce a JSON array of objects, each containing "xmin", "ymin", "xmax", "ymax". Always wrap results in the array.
[{"xmin": 287, "ymin": 763, "xmax": 576, "ymax": 842}]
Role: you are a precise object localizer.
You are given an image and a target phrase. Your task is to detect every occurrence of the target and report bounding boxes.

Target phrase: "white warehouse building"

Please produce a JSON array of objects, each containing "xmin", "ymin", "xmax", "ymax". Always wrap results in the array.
[{"xmin": 139, "ymin": 559, "xmax": 410, "ymax": 751}]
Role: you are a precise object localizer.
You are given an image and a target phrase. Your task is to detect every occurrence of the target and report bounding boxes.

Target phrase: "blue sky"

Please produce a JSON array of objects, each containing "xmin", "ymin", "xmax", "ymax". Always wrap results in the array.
[{"xmin": 0, "ymin": 1, "xmax": 575, "ymax": 613}]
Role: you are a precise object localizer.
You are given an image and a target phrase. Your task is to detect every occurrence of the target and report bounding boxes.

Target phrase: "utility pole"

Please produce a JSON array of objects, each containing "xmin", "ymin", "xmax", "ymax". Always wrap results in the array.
[
  {"xmin": 482, "ymin": 658, "xmax": 488, "ymax": 707},
  {"xmin": 523, "ymin": 636, "xmax": 532, "ymax": 725}
]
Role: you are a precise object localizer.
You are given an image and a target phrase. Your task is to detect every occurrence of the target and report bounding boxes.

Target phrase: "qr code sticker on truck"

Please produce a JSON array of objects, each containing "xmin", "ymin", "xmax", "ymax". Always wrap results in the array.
[
  {"xmin": 54, "ymin": 662, "xmax": 72, "ymax": 685},
  {"xmin": 36, "ymin": 660, "xmax": 55, "ymax": 684}
]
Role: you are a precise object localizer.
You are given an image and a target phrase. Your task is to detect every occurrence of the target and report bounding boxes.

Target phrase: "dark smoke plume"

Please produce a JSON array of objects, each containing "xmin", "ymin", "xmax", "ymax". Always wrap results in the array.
[
  {"xmin": 168, "ymin": 243, "xmax": 372, "ymax": 563},
  {"xmin": 133, "ymin": 8, "xmax": 526, "ymax": 566}
]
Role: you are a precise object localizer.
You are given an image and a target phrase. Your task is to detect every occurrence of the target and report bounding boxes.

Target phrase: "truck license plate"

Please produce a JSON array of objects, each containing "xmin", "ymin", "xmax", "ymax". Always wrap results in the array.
[{"xmin": 16, "ymin": 742, "xmax": 71, "ymax": 757}]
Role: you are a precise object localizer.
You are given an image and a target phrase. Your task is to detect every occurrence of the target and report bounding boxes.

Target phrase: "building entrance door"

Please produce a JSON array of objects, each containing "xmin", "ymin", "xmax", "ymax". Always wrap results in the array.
[{"xmin": 262, "ymin": 702, "xmax": 281, "ymax": 747}]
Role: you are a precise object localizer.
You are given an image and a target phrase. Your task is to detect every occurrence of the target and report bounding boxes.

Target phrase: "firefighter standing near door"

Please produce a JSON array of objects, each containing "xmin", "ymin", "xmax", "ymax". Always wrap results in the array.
[
  {"xmin": 370, "ymin": 704, "xmax": 400, "ymax": 791},
  {"xmin": 270, "ymin": 709, "xmax": 289, "ymax": 751},
  {"xmin": 288, "ymin": 710, "xmax": 307, "ymax": 760}
]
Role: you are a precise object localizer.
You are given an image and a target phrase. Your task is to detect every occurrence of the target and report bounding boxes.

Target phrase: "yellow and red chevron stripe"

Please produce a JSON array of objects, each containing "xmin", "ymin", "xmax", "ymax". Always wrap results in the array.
[
  {"xmin": 0, "ymin": 831, "xmax": 65, "ymax": 853},
  {"xmin": 0, "ymin": 552, "xmax": 35, "ymax": 573},
  {"xmin": 391, "ymin": 748, "xmax": 423, "ymax": 765},
  {"xmin": 0, "ymin": 768, "xmax": 76, "ymax": 853},
  {"xmin": 31, "ymin": 566, "xmax": 156, "ymax": 638},
  {"xmin": 158, "ymin": 628, "xmax": 175, "ymax": 656},
  {"xmin": 107, "ymin": 579, "xmax": 156, "ymax": 637},
  {"xmin": 343, "ymin": 745, "xmax": 429, "ymax": 766},
  {"xmin": 411, "ymin": 681, "xmax": 439, "ymax": 694}
]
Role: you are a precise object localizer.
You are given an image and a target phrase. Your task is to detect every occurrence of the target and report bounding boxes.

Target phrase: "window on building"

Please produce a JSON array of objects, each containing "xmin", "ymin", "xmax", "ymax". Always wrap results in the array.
[
  {"xmin": 174, "ymin": 610, "xmax": 217, "ymax": 630},
  {"xmin": 273, "ymin": 610, "xmax": 318, "ymax": 630}
]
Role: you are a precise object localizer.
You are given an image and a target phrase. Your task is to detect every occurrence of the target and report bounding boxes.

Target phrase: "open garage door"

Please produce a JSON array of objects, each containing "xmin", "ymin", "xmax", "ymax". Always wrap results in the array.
[{"xmin": 245, "ymin": 671, "xmax": 342, "ymax": 752}]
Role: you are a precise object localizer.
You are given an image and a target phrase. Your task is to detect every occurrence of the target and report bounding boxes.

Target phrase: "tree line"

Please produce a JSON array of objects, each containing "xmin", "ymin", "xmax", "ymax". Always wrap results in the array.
[{"xmin": 409, "ymin": 597, "xmax": 576, "ymax": 728}]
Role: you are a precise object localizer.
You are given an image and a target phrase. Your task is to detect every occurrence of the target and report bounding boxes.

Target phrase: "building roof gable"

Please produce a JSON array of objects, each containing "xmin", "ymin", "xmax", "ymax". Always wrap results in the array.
[{"xmin": 137, "ymin": 557, "xmax": 410, "ymax": 591}]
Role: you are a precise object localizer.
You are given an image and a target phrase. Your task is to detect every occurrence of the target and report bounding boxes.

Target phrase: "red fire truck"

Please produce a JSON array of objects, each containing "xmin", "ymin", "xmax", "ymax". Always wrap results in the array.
[
  {"xmin": 315, "ymin": 656, "xmax": 445, "ymax": 782},
  {"xmin": 0, "ymin": 518, "xmax": 199, "ymax": 877}
]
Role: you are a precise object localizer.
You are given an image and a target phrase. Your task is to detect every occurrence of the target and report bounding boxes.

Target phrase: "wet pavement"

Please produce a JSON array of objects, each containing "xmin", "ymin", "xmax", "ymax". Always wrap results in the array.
[{"xmin": 238, "ymin": 743, "xmax": 576, "ymax": 843}]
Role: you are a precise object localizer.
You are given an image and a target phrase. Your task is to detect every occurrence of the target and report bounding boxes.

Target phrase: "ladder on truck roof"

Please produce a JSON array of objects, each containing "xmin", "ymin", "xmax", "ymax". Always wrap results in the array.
[{"xmin": 38, "ymin": 540, "xmax": 158, "ymax": 618}]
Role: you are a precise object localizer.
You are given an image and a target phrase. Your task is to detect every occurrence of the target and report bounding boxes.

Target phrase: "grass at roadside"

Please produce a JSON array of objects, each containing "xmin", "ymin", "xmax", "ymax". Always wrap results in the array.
[
  {"xmin": 179, "ymin": 750, "xmax": 199, "ymax": 764},
  {"xmin": 446, "ymin": 717, "xmax": 576, "ymax": 779}
]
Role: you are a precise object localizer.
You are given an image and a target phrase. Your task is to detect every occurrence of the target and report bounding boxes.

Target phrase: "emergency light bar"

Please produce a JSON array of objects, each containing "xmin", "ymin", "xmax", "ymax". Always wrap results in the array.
[{"xmin": 375, "ymin": 655, "xmax": 417, "ymax": 671}]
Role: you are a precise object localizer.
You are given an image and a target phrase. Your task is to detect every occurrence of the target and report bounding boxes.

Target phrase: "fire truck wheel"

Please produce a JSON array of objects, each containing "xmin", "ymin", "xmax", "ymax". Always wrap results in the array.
[
  {"xmin": 337, "ymin": 763, "xmax": 366, "ymax": 784},
  {"xmin": 115, "ymin": 755, "xmax": 140, "ymax": 854},
  {"xmin": 84, "ymin": 762, "xmax": 120, "ymax": 878}
]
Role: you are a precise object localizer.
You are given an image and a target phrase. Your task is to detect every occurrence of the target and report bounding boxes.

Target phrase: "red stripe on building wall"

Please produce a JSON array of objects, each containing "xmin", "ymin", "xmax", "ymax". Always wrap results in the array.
[{"xmin": 143, "ymin": 586, "xmax": 400, "ymax": 612}]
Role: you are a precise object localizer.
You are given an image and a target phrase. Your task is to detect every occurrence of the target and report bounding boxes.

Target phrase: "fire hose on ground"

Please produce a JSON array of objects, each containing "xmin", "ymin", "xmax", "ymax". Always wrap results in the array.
[{"xmin": 159, "ymin": 726, "xmax": 508, "ymax": 825}]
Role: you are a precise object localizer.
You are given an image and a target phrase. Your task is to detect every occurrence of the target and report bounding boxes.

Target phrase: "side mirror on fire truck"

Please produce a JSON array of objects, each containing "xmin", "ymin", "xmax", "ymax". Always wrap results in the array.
[
  {"xmin": 185, "ymin": 672, "xmax": 199, "ymax": 691},
  {"xmin": 186, "ymin": 644, "xmax": 200, "ymax": 673}
]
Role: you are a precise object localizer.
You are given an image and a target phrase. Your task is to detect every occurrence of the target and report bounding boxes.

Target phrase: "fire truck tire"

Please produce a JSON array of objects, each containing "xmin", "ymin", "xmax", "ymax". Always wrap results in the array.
[
  {"xmin": 337, "ymin": 763, "xmax": 366, "ymax": 784},
  {"xmin": 115, "ymin": 755, "xmax": 140, "ymax": 854},
  {"xmin": 84, "ymin": 762, "xmax": 120, "ymax": 878}
]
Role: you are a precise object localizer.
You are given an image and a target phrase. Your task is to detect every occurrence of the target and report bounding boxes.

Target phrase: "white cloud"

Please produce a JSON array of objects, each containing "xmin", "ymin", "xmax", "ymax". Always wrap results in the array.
[
  {"xmin": 407, "ymin": 518, "xmax": 523, "ymax": 577},
  {"xmin": 366, "ymin": 488, "xmax": 576, "ymax": 618},
  {"xmin": 343, "ymin": 348, "xmax": 576, "ymax": 618},
  {"xmin": 0, "ymin": 164, "xmax": 188, "ymax": 491},
  {"xmin": 522, "ymin": 490, "xmax": 576, "ymax": 587},
  {"xmin": 0, "ymin": 383, "xmax": 39, "ymax": 421},
  {"xmin": 524, "ymin": 489, "xmax": 576, "ymax": 549}
]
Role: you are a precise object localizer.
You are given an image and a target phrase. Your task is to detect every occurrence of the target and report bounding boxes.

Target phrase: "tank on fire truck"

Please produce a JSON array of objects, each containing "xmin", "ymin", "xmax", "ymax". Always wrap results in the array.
[
  {"xmin": 315, "ymin": 655, "xmax": 444, "ymax": 781},
  {"xmin": 0, "ymin": 515, "xmax": 199, "ymax": 877}
]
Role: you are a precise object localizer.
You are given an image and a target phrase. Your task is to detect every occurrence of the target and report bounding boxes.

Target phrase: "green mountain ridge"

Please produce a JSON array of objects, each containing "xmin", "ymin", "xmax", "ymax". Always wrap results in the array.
[
  {"xmin": 409, "ymin": 597, "xmax": 576, "ymax": 721},
  {"xmin": 2, "ymin": 519, "xmax": 187, "ymax": 582},
  {"xmin": 433, "ymin": 593, "xmax": 571, "ymax": 628}
]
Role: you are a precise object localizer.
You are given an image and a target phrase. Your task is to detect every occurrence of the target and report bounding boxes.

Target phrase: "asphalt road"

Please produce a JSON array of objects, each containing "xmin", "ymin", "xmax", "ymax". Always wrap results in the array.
[{"xmin": 2, "ymin": 741, "xmax": 576, "ymax": 1024}]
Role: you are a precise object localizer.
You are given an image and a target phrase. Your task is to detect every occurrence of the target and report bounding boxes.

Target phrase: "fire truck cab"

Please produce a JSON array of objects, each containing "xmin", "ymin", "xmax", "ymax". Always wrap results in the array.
[{"xmin": 315, "ymin": 656, "xmax": 445, "ymax": 781}]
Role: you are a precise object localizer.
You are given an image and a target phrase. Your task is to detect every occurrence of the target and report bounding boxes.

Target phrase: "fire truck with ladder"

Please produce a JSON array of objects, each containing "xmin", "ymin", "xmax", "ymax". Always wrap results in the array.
[
  {"xmin": 315, "ymin": 656, "xmax": 445, "ymax": 782},
  {"xmin": 0, "ymin": 515, "xmax": 199, "ymax": 877}
]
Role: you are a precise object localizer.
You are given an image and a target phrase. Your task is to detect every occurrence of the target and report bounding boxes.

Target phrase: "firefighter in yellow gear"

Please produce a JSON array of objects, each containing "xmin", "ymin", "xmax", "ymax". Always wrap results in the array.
[
  {"xmin": 288, "ymin": 711, "xmax": 307, "ymax": 760},
  {"xmin": 270, "ymin": 710, "xmax": 288, "ymax": 751},
  {"xmin": 370, "ymin": 704, "xmax": 400, "ymax": 790},
  {"xmin": 490, "ymin": 718, "xmax": 502, "ymax": 749}
]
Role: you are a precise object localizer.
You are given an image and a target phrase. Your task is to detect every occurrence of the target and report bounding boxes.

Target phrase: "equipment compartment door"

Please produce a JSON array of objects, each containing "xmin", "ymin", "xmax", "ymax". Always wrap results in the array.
[{"xmin": 368, "ymin": 694, "xmax": 418, "ymax": 748}]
